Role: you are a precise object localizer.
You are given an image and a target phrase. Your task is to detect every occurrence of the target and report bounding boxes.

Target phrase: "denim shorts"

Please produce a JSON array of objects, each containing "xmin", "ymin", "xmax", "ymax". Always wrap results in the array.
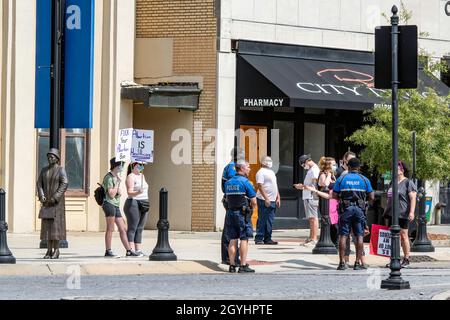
[
  {"xmin": 102, "ymin": 201, "xmax": 123, "ymax": 218},
  {"xmin": 225, "ymin": 210, "xmax": 253, "ymax": 241},
  {"xmin": 338, "ymin": 206, "xmax": 366, "ymax": 237}
]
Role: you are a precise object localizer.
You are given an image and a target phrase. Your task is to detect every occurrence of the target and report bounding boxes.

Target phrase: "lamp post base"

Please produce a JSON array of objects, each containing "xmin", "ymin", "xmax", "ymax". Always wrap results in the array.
[
  {"xmin": 0, "ymin": 255, "xmax": 16, "ymax": 264},
  {"xmin": 312, "ymin": 245, "xmax": 338, "ymax": 255},
  {"xmin": 381, "ymin": 278, "xmax": 410, "ymax": 290},
  {"xmin": 410, "ymin": 242, "xmax": 435, "ymax": 252},
  {"xmin": 149, "ymin": 251, "xmax": 177, "ymax": 261}
]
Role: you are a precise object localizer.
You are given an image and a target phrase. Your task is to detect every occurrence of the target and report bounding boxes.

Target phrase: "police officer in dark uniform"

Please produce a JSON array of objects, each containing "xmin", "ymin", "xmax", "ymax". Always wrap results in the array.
[
  {"xmin": 333, "ymin": 158, "xmax": 374, "ymax": 270},
  {"xmin": 220, "ymin": 147, "xmax": 244, "ymax": 265},
  {"xmin": 224, "ymin": 160, "xmax": 257, "ymax": 273}
]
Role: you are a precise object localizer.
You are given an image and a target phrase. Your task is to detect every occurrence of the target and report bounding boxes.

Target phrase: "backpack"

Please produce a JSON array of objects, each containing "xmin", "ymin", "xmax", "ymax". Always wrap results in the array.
[
  {"xmin": 94, "ymin": 183, "xmax": 105, "ymax": 206},
  {"xmin": 94, "ymin": 173, "xmax": 111, "ymax": 206}
]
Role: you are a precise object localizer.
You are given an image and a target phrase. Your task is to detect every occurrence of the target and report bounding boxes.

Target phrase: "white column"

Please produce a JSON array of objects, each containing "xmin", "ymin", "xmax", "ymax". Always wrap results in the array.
[{"xmin": 1, "ymin": 0, "xmax": 37, "ymax": 233}]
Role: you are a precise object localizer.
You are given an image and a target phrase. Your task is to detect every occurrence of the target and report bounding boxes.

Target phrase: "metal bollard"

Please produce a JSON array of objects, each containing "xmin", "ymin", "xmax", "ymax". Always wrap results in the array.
[
  {"xmin": 312, "ymin": 187, "xmax": 337, "ymax": 254},
  {"xmin": 411, "ymin": 184, "xmax": 435, "ymax": 252},
  {"xmin": 0, "ymin": 189, "xmax": 16, "ymax": 264},
  {"xmin": 149, "ymin": 188, "xmax": 177, "ymax": 261}
]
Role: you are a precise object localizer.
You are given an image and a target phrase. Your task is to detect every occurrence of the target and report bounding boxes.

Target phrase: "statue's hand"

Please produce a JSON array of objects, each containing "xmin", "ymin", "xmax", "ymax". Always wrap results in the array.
[{"xmin": 47, "ymin": 198, "xmax": 57, "ymax": 206}]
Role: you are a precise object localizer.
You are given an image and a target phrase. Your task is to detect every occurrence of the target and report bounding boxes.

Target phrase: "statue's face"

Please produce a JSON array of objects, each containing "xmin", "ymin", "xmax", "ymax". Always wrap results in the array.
[{"xmin": 47, "ymin": 154, "xmax": 58, "ymax": 165}]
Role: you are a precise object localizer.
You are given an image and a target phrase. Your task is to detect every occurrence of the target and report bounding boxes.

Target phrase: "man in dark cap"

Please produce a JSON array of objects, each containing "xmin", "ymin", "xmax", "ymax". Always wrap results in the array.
[
  {"xmin": 37, "ymin": 148, "xmax": 69, "ymax": 259},
  {"xmin": 294, "ymin": 154, "xmax": 320, "ymax": 246}
]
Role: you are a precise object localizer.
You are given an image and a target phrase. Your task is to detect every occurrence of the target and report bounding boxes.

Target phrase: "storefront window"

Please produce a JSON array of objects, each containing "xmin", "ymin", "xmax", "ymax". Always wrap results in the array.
[
  {"xmin": 37, "ymin": 129, "xmax": 89, "ymax": 195},
  {"xmin": 274, "ymin": 121, "xmax": 294, "ymax": 197},
  {"xmin": 304, "ymin": 122, "xmax": 325, "ymax": 163}
]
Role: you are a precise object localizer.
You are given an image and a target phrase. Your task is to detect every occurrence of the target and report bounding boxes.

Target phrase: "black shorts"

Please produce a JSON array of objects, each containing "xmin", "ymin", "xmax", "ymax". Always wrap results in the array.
[
  {"xmin": 386, "ymin": 217, "xmax": 409, "ymax": 230},
  {"xmin": 102, "ymin": 201, "xmax": 123, "ymax": 218}
]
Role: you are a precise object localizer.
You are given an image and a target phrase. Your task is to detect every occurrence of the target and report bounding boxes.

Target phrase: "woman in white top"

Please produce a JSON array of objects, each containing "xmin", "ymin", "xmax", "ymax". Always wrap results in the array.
[{"xmin": 124, "ymin": 162, "xmax": 150, "ymax": 256}]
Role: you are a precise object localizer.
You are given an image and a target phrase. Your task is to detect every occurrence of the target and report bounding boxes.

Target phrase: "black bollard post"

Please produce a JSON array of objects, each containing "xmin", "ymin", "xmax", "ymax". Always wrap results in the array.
[
  {"xmin": 411, "ymin": 183, "xmax": 435, "ymax": 252},
  {"xmin": 0, "ymin": 189, "xmax": 16, "ymax": 264},
  {"xmin": 313, "ymin": 187, "xmax": 337, "ymax": 254},
  {"xmin": 150, "ymin": 188, "xmax": 177, "ymax": 261}
]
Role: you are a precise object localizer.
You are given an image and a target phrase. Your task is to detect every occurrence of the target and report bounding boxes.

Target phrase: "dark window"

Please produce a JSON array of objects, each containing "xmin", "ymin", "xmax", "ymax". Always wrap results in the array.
[{"xmin": 37, "ymin": 129, "xmax": 90, "ymax": 196}]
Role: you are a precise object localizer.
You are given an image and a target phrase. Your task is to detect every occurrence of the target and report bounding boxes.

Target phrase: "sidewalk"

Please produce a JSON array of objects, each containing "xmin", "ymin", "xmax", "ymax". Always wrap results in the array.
[{"xmin": 1, "ymin": 226, "xmax": 449, "ymax": 276}]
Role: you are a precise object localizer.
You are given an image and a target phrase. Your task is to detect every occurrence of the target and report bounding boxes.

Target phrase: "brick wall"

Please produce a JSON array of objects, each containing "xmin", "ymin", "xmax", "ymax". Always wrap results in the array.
[{"xmin": 136, "ymin": 0, "xmax": 217, "ymax": 231}]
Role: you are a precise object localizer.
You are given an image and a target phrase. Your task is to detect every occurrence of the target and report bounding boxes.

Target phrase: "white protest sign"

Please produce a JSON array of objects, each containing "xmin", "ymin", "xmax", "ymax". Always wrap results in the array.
[
  {"xmin": 131, "ymin": 129, "xmax": 154, "ymax": 163},
  {"xmin": 116, "ymin": 128, "xmax": 133, "ymax": 161},
  {"xmin": 377, "ymin": 228, "xmax": 391, "ymax": 257}
]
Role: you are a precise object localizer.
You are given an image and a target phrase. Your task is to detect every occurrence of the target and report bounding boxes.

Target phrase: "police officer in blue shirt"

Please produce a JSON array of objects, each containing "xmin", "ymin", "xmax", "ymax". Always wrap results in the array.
[
  {"xmin": 224, "ymin": 160, "xmax": 257, "ymax": 273},
  {"xmin": 221, "ymin": 147, "xmax": 244, "ymax": 265},
  {"xmin": 333, "ymin": 158, "xmax": 374, "ymax": 270}
]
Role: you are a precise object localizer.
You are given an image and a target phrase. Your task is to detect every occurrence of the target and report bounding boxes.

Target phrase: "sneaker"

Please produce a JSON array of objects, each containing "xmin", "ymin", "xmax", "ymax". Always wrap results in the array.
[
  {"xmin": 104, "ymin": 249, "xmax": 117, "ymax": 257},
  {"xmin": 353, "ymin": 262, "xmax": 368, "ymax": 270},
  {"xmin": 238, "ymin": 264, "xmax": 255, "ymax": 273},
  {"xmin": 135, "ymin": 250, "xmax": 145, "ymax": 257},
  {"xmin": 401, "ymin": 258, "xmax": 410, "ymax": 268},
  {"xmin": 264, "ymin": 240, "xmax": 278, "ymax": 245},
  {"xmin": 126, "ymin": 250, "xmax": 140, "ymax": 257},
  {"xmin": 303, "ymin": 240, "xmax": 317, "ymax": 247},
  {"xmin": 337, "ymin": 262, "xmax": 348, "ymax": 270},
  {"xmin": 228, "ymin": 265, "xmax": 237, "ymax": 273},
  {"xmin": 255, "ymin": 241, "xmax": 264, "ymax": 245}
]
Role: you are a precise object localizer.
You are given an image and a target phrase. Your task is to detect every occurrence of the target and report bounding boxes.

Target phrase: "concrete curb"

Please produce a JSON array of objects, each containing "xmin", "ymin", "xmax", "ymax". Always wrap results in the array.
[
  {"xmin": 0, "ymin": 261, "xmax": 222, "ymax": 277},
  {"xmin": 432, "ymin": 290, "xmax": 450, "ymax": 300}
]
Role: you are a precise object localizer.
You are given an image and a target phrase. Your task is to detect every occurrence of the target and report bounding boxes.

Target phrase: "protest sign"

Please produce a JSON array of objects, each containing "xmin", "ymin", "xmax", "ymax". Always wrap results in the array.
[
  {"xmin": 116, "ymin": 128, "xmax": 133, "ymax": 161},
  {"xmin": 369, "ymin": 224, "xmax": 391, "ymax": 257},
  {"xmin": 131, "ymin": 129, "xmax": 154, "ymax": 163}
]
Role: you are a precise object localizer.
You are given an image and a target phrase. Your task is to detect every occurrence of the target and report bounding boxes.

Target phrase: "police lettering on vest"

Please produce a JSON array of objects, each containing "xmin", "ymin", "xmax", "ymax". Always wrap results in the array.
[
  {"xmin": 333, "ymin": 172, "xmax": 373, "ymax": 203},
  {"xmin": 225, "ymin": 174, "xmax": 256, "ymax": 210}
]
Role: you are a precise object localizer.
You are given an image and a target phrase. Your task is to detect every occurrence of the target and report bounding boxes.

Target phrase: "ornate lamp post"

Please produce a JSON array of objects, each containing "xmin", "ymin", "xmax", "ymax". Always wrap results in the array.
[
  {"xmin": 150, "ymin": 188, "xmax": 177, "ymax": 261},
  {"xmin": 313, "ymin": 187, "xmax": 337, "ymax": 254}
]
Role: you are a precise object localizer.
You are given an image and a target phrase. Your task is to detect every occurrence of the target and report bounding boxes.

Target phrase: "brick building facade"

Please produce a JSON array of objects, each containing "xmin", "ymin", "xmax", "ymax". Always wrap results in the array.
[{"xmin": 136, "ymin": 0, "xmax": 218, "ymax": 231}]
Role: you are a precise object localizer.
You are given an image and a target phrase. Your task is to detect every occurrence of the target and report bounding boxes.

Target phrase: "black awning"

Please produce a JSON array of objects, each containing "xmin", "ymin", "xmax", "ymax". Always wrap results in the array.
[
  {"xmin": 237, "ymin": 53, "xmax": 450, "ymax": 111},
  {"xmin": 121, "ymin": 83, "xmax": 201, "ymax": 111}
]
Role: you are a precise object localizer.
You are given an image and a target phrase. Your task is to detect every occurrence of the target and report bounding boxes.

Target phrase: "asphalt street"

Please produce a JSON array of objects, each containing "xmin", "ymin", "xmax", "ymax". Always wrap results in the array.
[{"xmin": 1, "ymin": 269, "xmax": 450, "ymax": 300}]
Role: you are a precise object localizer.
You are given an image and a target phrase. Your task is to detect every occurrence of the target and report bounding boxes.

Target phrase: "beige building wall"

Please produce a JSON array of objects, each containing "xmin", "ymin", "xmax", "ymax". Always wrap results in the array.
[
  {"xmin": 133, "ymin": 106, "xmax": 193, "ymax": 230},
  {"xmin": 93, "ymin": 0, "xmax": 135, "ymax": 231}
]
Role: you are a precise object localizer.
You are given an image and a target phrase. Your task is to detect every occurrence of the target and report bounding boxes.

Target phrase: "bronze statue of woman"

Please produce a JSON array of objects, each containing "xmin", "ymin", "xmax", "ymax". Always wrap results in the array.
[{"xmin": 36, "ymin": 148, "xmax": 68, "ymax": 259}]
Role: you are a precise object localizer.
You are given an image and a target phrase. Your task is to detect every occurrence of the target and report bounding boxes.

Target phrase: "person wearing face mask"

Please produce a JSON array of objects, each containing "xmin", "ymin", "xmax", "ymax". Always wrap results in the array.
[
  {"xmin": 294, "ymin": 154, "xmax": 320, "ymax": 246},
  {"xmin": 335, "ymin": 151, "xmax": 356, "ymax": 178},
  {"xmin": 102, "ymin": 158, "xmax": 139, "ymax": 257},
  {"xmin": 317, "ymin": 157, "xmax": 339, "ymax": 245},
  {"xmin": 383, "ymin": 160, "xmax": 417, "ymax": 268},
  {"xmin": 254, "ymin": 156, "xmax": 281, "ymax": 245},
  {"xmin": 124, "ymin": 162, "xmax": 150, "ymax": 257}
]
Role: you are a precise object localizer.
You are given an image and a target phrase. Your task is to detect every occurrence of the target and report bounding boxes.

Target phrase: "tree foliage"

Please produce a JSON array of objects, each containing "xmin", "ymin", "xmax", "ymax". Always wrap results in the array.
[{"xmin": 348, "ymin": 89, "xmax": 450, "ymax": 181}]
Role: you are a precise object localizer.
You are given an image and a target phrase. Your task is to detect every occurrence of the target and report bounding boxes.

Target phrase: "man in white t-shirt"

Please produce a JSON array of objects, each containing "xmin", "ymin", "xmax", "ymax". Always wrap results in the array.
[
  {"xmin": 294, "ymin": 154, "xmax": 320, "ymax": 246},
  {"xmin": 255, "ymin": 156, "xmax": 281, "ymax": 245}
]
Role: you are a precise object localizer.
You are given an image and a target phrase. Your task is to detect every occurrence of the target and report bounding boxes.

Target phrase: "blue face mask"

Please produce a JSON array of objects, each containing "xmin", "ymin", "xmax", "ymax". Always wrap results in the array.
[{"xmin": 137, "ymin": 164, "xmax": 145, "ymax": 172}]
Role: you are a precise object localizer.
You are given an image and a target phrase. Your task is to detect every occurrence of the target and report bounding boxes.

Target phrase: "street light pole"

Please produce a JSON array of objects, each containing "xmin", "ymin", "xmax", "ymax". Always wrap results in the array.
[
  {"xmin": 40, "ymin": 0, "xmax": 68, "ymax": 249},
  {"xmin": 381, "ymin": 5, "xmax": 410, "ymax": 290}
]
